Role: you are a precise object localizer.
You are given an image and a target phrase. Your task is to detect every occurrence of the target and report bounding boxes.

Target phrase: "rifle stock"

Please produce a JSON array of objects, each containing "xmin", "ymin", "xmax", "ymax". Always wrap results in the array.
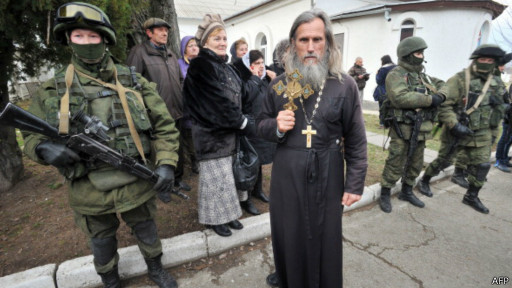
[{"xmin": 0, "ymin": 103, "xmax": 189, "ymax": 201}]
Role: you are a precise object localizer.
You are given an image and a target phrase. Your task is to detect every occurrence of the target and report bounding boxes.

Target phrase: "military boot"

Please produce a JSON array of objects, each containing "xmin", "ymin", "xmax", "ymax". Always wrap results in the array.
[
  {"xmin": 379, "ymin": 187, "xmax": 392, "ymax": 213},
  {"xmin": 451, "ymin": 167, "xmax": 469, "ymax": 188},
  {"xmin": 417, "ymin": 175, "xmax": 433, "ymax": 197},
  {"xmin": 145, "ymin": 254, "xmax": 178, "ymax": 288},
  {"xmin": 398, "ymin": 184, "xmax": 425, "ymax": 208},
  {"xmin": 241, "ymin": 196, "xmax": 261, "ymax": 215},
  {"xmin": 266, "ymin": 272, "xmax": 279, "ymax": 287},
  {"xmin": 462, "ymin": 185, "xmax": 489, "ymax": 214},
  {"xmin": 98, "ymin": 266, "xmax": 120, "ymax": 288}
]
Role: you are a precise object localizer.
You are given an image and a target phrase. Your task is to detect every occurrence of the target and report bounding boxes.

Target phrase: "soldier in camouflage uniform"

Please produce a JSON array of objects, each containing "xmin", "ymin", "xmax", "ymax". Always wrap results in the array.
[
  {"xmin": 22, "ymin": 3, "xmax": 179, "ymax": 287},
  {"xmin": 435, "ymin": 44, "xmax": 506, "ymax": 214},
  {"xmin": 418, "ymin": 49, "xmax": 511, "ymax": 197},
  {"xmin": 379, "ymin": 36, "xmax": 445, "ymax": 213}
]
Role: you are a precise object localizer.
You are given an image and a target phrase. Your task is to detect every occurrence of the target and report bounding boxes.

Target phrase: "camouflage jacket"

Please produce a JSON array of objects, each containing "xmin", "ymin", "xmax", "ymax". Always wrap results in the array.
[
  {"xmin": 23, "ymin": 57, "xmax": 179, "ymax": 215},
  {"xmin": 385, "ymin": 60, "xmax": 445, "ymax": 140},
  {"xmin": 438, "ymin": 68, "xmax": 506, "ymax": 147}
]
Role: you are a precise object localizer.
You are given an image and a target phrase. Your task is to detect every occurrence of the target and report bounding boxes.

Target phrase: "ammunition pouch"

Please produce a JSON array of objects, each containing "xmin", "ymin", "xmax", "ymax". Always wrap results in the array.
[{"xmin": 87, "ymin": 166, "xmax": 138, "ymax": 192}]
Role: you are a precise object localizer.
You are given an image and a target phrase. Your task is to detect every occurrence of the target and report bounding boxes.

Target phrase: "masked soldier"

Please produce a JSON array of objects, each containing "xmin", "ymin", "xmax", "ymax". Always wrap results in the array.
[
  {"xmin": 379, "ymin": 36, "xmax": 445, "ymax": 213},
  {"xmin": 418, "ymin": 48, "xmax": 510, "ymax": 197},
  {"xmin": 22, "ymin": 2, "xmax": 179, "ymax": 287},
  {"xmin": 434, "ymin": 44, "xmax": 506, "ymax": 214}
]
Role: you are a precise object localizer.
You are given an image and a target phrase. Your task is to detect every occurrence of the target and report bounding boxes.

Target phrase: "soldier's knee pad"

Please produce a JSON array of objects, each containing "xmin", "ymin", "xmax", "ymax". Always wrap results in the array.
[
  {"xmin": 469, "ymin": 162, "xmax": 491, "ymax": 182},
  {"xmin": 91, "ymin": 237, "xmax": 117, "ymax": 266},
  {"xmin": 133, "ymin": 220, "xmax": 158, "ymax": 245}
]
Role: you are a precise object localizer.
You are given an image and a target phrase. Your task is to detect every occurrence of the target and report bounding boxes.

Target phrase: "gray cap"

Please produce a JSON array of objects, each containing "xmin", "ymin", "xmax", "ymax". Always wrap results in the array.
[{"xmin": 143, "ymin": 18, "xmax": 171, "ymax": 30}]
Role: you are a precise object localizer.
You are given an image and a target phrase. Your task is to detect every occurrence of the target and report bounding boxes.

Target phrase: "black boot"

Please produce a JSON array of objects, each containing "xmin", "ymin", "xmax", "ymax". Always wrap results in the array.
[
  {"xmin": 379, "ymin": 187, "xmax": 392, "ymax": 213},
  {"xmin": 91, "ymin": 237, "xmax": 120, "ymax": 288},
  {"xmin": 462, "ymin": 185, "xmax": 489, "ymax": 214},
  {"xmin": 417, "ymin": 175, "xmax": 433, "ymax": 197},
  {"xmin": 99, "ymin": 266, "xmax": 121, "ymax": 288},
  {"xmin": 145, "ymin": 254, "xmax": 178, "ymax": 288},
  {"xmin": 241, "ymin": 196, "xmax": 261, "ymax": 215},
  {"xmin": 266, "ymin": 272, "xmax": 279, "ymax": 287},
  {"xmin": 398, "ymin": 184, "xmax": 425, "ymax": 208},
  {"xmin": 252, "ymin": 169, "xmax": 269, "ymax": 203},
  {"xmin": 451, "ymin": 167, "xmax": 469, "ymax": 189}
]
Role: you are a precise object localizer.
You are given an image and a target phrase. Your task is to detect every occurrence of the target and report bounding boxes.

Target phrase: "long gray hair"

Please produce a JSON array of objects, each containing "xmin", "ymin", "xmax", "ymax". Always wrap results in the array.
[{"xmin": 287, "ymin": 9, "xmax": 344, "ymax": 81}]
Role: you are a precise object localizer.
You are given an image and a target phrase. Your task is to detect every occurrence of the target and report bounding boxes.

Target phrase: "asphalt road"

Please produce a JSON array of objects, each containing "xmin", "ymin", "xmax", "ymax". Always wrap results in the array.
[{"xmin": 125, "ymin": 164, "xmax": 512, "ymax": 288}]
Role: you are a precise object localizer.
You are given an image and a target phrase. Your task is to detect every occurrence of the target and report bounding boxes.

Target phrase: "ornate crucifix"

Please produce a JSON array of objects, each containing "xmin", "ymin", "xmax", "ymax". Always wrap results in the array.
[
  {"xmin": 302, "ymin": 125, "xmax": 317, "ymax": 148},
  {"xmin": 272, "ymin": 69, "xmax": 314, "ymax": 111}
]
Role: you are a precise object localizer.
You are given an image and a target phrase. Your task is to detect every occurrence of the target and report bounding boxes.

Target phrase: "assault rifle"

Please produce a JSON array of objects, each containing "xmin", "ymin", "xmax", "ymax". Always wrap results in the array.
[
  {"xmin": 0, "ymin": 103, "xmax": 189, "ymax": 202},
  {"xmin": 402, "ymin": 110, "xmax": 423, "ymax": 183}
]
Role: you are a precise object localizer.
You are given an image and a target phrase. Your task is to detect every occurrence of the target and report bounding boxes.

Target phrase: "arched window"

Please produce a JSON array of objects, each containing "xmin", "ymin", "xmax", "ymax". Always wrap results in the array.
[
  {"xmin": 400, "ymin": 20, "xmax": 415, "ymax": 41},
  {"xmin": 258, "ymin": 34, "xmax": 268, "ymax": 64}
]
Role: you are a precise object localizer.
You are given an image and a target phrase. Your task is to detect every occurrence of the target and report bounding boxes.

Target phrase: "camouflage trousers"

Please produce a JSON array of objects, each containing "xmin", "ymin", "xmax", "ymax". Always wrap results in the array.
[
  {"xmin": 74, "ymin": 197, "xmax": 162, "ymax": 273},
  {"xmin": 424, "ymin": 128, "xmax": 468, "ymax": 177},
  {"xmin": 381, "ymin": 137, "xmax": 426, "ymax": 188},
  {"xmin": 457, "ymin": 145, "xmax": 492, "ymax": 188}
]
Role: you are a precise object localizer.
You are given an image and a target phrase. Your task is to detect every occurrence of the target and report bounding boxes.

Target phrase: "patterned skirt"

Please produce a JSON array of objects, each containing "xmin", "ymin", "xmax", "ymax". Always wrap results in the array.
[{"xmin": 198, "ymin": 156, "xmax": 246, "ymax": 225}]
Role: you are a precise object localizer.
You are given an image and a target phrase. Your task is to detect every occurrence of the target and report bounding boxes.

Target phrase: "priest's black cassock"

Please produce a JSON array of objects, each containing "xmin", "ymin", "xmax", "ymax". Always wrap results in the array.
[{"xmin": 257, "ymin": 73, "xmax": 367, "ymax": 288}]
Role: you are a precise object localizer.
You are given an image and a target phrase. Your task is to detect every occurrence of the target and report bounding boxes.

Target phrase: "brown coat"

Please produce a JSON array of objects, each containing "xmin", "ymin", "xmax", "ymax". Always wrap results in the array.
[{"xmin": 127, "ymin": 40, "xmax": 184, "ymax": 120}]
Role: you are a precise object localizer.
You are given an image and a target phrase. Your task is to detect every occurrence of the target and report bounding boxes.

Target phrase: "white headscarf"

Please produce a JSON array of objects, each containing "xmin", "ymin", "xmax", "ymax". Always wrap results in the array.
[{"xmin": 242, "ymin": 52, "xmax": 266, "ymax": 80}]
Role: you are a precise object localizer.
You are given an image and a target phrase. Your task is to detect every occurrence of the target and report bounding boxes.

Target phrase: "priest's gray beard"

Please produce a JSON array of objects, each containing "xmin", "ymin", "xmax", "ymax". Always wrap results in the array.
[{"xmin": 285, "ymin": 49, "xmax": 330, "ymax": 90}]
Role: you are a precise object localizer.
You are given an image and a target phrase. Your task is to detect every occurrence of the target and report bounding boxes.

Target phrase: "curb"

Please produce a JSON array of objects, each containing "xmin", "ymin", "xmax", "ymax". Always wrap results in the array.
[{"xmin": 0, "ymin": 129, "xmax": 497, "ymax": 287}]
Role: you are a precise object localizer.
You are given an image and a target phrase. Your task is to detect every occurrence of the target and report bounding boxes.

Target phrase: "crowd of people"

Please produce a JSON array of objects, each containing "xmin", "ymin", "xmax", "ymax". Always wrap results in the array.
[{"xmin": 17, "ymin": 2, "xmax": 511, "ymax": 288}]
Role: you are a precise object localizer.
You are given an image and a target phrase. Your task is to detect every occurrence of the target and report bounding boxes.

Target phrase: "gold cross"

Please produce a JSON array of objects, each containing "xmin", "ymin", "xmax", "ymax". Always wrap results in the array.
[
  {"xmin": 272, "ymin": 69, "xmax": 314, "ymax": 111},
  {"xmin": 302, "ymin": 125, "xmax": 317, "ymax": 148}
]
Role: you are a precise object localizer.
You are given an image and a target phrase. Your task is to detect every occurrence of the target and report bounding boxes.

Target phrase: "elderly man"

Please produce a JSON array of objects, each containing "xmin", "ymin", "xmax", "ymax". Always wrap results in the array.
[
  {"xmin": 127, "ymin": 17, "xmax": 191, "ymax": 194},
  {"xmin": 348, "ymin": 56, "xmax": 370, "ymax": 103},
  {"xmin": 257, "ymin": 9, "xmax": 367, "ymax": 288}
]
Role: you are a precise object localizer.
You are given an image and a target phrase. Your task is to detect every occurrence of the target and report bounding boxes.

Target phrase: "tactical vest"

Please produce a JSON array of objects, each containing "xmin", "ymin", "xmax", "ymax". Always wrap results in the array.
[
  {"xmin": 388, "ymin": 71, "xmax": 437, "ymax": 124},
  {"xmin": 463, "ymin": 75, "xmax": 504, "ymax": 131},
  {"xmin": 52, "ymin": 64, "xmax": 152, "ymax": 158}
]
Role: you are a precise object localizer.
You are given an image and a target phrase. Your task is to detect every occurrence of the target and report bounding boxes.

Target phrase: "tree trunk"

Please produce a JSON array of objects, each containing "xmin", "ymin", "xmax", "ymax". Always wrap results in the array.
[{"xmin": 0, "ymin": 31, "xmax": 24, "ymax": 192}]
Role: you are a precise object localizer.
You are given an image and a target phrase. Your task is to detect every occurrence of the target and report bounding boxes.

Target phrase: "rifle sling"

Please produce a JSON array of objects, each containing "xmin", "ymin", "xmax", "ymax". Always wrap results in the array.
[
  {"xmin": 59, "ymin": 64, "xmax": 147, "ymax": 163},
  {"xmin": 464, "ymin": 67, "xmax": 492, "ymax": 115},
  {"xmin": 58, "ymin": 64, "xmax": 75, "ymax": 135}
]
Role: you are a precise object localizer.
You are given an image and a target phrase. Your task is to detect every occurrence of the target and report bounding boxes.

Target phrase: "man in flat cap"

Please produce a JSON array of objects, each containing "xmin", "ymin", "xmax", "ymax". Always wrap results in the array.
[{"xmin": 127, "ymin": 18, "xmax": 192, "ymax": 194}]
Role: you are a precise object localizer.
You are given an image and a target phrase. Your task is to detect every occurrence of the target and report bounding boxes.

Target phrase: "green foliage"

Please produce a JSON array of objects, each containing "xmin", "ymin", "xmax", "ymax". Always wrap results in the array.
[{"xmin": 0, "ymin": 0, "xmax": 147, "ymax": 86}]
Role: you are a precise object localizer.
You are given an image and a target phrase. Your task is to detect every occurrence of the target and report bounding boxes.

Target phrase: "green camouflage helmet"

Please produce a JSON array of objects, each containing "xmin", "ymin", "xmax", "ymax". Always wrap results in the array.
[
  {"xmin": 469, "ymin": 44, "xmax": 505, "ymax": 60},
  {"xmin": 53, "ymin": 2, "xmax": 116, "ymax": 45},
  {"xmin": 397, "ymin": 36, "xmax": 428, "ymax": 58}
]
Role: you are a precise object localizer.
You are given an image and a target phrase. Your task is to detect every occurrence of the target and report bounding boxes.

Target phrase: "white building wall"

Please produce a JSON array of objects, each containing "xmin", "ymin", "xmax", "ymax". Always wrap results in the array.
[
  {"xmin": 225, "ymin": 0, "xmax": 312, "ymax": 65},
  {"xmin": 177, "ymin": 18, "xmax": 202, "ymax": 39},
  {"xmin": 333, "ymin": 8, "xmax": 493, "ymax": 101}
]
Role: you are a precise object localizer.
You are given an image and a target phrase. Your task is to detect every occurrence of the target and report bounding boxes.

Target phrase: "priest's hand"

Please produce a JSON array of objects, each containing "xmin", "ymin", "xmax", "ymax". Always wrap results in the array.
[
  {"xmin": 342, "ymin": 192, "xmax": 361, "ymax": 207},
  {"xmin": 277, "ymin": 110, "xmax": 295, "ymax": 133}
]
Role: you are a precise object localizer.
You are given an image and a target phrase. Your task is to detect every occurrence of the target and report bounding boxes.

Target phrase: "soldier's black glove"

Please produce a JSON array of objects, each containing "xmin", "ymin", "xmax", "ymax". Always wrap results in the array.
[
  {"xmin": 35, "ymin": 141, "xmax": 80, "ymax": 168},
  {"xmin": 430, "ymin": 94, "xmax": 444, "ymax": 108},
  {"xmin": 240, "ymin": 115, "xmax": 256, "ymax": 137},
  {"xmin": 153, "ymin": 165, "xmax": 175, "ymax": 203},
  {"xmin": 450, "ymin": 122, "xmax": 474, "ymax": 137}
]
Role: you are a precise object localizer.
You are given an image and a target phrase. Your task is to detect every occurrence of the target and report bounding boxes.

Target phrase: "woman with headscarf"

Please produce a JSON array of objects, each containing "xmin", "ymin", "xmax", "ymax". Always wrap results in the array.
[
  {"xmin": 183, "ymin": 14, "xmax": 255, "ymax": 237},
  {"xmin": 232, "ymin": 50, "xmax": 277, "ymax": 215}
]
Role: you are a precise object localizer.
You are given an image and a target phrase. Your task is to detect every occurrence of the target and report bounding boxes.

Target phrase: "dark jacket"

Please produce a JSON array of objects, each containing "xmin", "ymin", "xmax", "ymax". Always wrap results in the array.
[
  {"xmin": 373, "ymin": 63, "xmax": 396, "ymax": 101},
  {"xmin": 348, "ymin": 64, "xmax": 369, "ymax": 90},
  {"xmin": 183, "ymin": 48, "xmax": 251, "ymax": 160},
  {"xmin": 126, "ymin": 40, "xmax": 184, "ymax": 120},
  {"xmin": 232, "ymin": 58, "xmax": 276, "ymax": 164}
]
